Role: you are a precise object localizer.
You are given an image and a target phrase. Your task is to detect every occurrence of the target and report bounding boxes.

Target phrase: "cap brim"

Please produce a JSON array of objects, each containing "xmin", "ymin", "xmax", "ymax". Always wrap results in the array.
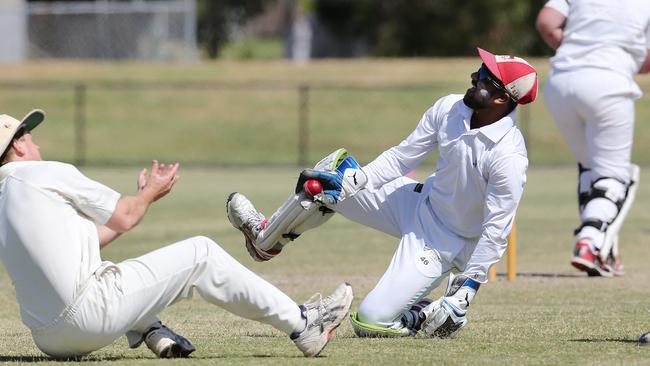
[
  {"xmin": 21, "ymin": 109, "xmax": 44, "ymax": 131},
  {"xmin": 477, "ymin": 47, "xmax": 502, "ymax": 82}
]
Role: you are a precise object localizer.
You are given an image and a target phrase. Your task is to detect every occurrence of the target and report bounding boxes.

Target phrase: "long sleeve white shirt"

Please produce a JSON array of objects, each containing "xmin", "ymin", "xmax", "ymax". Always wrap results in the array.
[
  {"xmin": 362, "ymin": 94, "xmax": 528, "ymax": 282},
  {"xmin": 0, "ymin": 161, "xmax": 120, "ymax": 329}
]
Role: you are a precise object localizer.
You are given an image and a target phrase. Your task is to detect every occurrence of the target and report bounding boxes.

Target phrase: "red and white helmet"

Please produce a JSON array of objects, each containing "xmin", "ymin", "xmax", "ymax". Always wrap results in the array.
[{"xmin": 477, "ymin": 47, "xmax": 538, "ymax": 105}]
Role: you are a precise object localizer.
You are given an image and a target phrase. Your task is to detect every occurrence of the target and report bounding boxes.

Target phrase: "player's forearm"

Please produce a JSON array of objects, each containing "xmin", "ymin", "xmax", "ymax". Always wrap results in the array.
[
  {"xmin": 540, "ymin": 29, "xmax": 563, "ymax": 50},
  {"xmin": 463, "ymin": 236, "xmax": 508, "ymax": 283},
  {"xmin": 105, "ymin": 193, "xmax": 154, "ymax": 232},
  {"xmin": 536, "ymin": 7, "xmax": 566, "ymax": 50},
  {"xmin": 95, "ymin": 223, "xmax": 122, "ymax": 248}
]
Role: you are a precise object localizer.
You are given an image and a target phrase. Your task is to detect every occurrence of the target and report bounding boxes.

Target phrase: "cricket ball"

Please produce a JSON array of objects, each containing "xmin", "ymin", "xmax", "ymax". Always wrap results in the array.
[{"xmin": 303, "ymin": 179, "xmax": 323, "ymax": 198}]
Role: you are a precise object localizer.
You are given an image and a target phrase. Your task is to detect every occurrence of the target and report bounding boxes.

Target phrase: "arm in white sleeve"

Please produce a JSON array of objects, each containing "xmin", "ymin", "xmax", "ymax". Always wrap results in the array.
[
  {"xmin": 544, "ymin": 0, "xmax": 569, "ymax": 16},
  {"xmin": 462, "ymin": 153, "xmax": 528, "ymax": 283},
  {"xmin": 642, "ymin": 24, "xmax": 650, "ymax": 74},
  {"xmin": 362, "ymin": 102, "xmax": 441, "ymax": 190}
]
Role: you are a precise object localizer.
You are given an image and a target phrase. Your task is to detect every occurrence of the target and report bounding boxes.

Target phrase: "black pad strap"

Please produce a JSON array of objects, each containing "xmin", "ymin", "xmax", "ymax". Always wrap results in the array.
[
  {"xmin": 414, "ymin": 183, "xmax": 423, "ymax": 193},
  {"xmin": 282, "ymin": 232, "xmax": 300, "ymax": 241},
  {"xmin": 574, "ymin": 219, "xmax": 606, "ymax": 235},
  {"xmin": 580, "ymin": 176, "xmax": 626, "ymax": 211}
]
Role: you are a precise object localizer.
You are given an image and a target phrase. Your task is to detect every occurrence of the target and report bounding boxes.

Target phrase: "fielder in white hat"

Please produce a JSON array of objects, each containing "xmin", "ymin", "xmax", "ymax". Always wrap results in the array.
[
  {"xmin": 0, "ymin": 110, "xmax": 353, "ymax": 358},
  {"xmin": 227, "ymin": 48, "xmax": 538, "ymax": 338}
]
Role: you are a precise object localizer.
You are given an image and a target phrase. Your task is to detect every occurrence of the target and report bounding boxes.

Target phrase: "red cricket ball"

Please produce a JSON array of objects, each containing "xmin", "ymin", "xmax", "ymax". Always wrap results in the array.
[{"xmin": 303, "ymin": 179, "xmax": 323, "ymax": 198}]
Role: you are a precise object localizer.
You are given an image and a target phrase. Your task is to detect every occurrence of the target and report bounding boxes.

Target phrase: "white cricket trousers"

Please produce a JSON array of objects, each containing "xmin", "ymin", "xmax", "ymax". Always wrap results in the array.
[
  {"xmin": 336, "ymin": 177, "xmax": 451, "ymax": 328},
  {"xmin": 544, "ymin": 68, "xmax": 639, "ymax": 183},
  {"xmin": 31, "ymin": 236, "xmax": 304, "ymax": 357}
]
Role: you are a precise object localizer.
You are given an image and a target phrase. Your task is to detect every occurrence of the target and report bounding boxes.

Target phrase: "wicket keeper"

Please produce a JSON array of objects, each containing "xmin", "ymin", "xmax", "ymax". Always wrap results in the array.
[{"xmin": 227, "ymin": 48, "xmax": 537, "ymax": 338}]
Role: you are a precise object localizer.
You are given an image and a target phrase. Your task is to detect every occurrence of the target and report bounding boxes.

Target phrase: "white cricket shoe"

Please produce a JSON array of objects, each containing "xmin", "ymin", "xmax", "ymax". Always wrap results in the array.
[
  {"xmin": 143, "ymin": 324, "xmax": 195, "ymax": 358},
  {"xmin": 291, "ymin": 283, "xmax": 354, "ymax": 357},
  {"xmin": 226, "ymin": 192, "xmax": 278, "ymax": 261}
]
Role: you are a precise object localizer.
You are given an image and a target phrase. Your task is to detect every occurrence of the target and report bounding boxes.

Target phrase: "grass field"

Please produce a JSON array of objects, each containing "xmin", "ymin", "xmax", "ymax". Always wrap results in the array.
[
  {"xmin": 0, "ymin": 166, "xmax": 648, "ymax": 365},
  {"xmin": 0, "ymin": 59, "xmax": 649, "ymax": 166},
  {"xmin": 0, "ymin": 59, "xmax": 649, "ymax": 364}
]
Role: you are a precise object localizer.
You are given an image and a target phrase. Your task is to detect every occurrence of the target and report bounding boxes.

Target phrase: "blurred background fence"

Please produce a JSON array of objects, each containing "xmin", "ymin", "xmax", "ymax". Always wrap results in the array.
[
  {"xmin": 1, "ymin": 79, "xmax": 648, "ymax": 168},
  {"xmin": 28, "ymin": 0, "xmax": 198, "ymax": 61}
]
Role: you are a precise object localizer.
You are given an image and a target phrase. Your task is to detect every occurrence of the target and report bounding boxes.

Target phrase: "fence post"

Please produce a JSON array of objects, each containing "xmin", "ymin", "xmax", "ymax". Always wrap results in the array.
[
  {"xmin": 74, "ymin": 83, "xmax": 86, "ymax": 166},
  {"xmin": 298, "ymin": 83, "xmax": 309, "ymax": 166}
]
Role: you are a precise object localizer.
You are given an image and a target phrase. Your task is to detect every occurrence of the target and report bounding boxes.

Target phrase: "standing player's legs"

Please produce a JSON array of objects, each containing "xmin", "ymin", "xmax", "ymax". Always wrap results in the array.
[
  {"xmin": 577, "ymin": 76, "xmax": 637, "ymax": 275},
  {"xmin": 336, "ymin": 178, "xmax": 449, "ymax": 335},
  {"xmin": 32, "ymin": 236, "xmax": 351, "ymax": 357},
  {"xmin": 544, "ymin": 71, "xmax": 590, "ymax": 169},
  {"xmin": 544, "ymin": 72, "xmax": 593, "ymax": 242},
  {"xmin": 546, "ymin": 69, "xmax": 638, "ymax": 276}
]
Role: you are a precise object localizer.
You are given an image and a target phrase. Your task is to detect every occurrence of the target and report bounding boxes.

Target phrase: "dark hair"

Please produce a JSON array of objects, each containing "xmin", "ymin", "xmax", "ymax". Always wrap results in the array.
[{"xmin": 0, "ymin": 127, "xmax": 27, "ymax": 165}]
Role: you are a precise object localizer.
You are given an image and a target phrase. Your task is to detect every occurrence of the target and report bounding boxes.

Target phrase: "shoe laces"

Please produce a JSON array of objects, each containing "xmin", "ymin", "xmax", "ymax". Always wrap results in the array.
[
  {"xmin": 241, "ymin": 210, "xmax": 265, "ymax": 233},
  {"xmin": 304, "ymin": 293, "xmax": 326, "ymax": 333}
]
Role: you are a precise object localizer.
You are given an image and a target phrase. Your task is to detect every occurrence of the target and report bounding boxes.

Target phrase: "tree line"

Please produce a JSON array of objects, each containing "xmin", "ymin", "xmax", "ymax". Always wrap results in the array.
[{"xmin": 197, "ymin": 0, "xmax": 552, "ymax": 58}]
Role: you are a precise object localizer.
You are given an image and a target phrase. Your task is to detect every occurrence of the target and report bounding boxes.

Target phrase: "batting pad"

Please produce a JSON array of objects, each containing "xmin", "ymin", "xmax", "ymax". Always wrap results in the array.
[
  {"xmin": 599, "ymin": 164, "xmax": 640, "ymax": 260},
  {"xmin": 253, "ymin": 148, "xmax": 362, "ymax": 252},
  {"xmin": 349, "ymin": 312, "xmax": 411, "ymax": 338},
  {"xmin": 254, "ymin": 193, "xmax": 334, "ymax": 251}
]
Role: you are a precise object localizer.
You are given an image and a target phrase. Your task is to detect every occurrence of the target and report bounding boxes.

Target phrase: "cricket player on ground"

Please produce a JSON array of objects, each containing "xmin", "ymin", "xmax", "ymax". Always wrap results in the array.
[
  {"xmin": 0, "ymin": 110, "xmax": 352, "ymax": 358},
  {"xmin": 227, "ymin": 48, "xmax": 537, "ymax": 338},
  {"xmin": 536, "ymin": 0, "xmax": 650, "ymax": 277}
]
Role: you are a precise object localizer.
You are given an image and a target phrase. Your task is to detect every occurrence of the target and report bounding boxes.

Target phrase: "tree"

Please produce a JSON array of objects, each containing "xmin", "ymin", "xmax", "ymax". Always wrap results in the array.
[
  {"xmin": 313, "ymin": 0, "xmax": 551, "ymax": 57},
  {"xmin": 197, "ymin": 0, "xmax": 269, "ymax": 58}
]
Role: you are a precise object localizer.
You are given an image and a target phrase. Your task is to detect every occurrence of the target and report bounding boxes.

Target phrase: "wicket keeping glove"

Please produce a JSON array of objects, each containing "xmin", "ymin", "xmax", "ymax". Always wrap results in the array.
[
  {"xmin": 295, "ymin": 156, "xmax": 367, "ymax": 205},
  {"xmin": 421, "ymin": 273, "xmax": 480, "ymax": 338}
]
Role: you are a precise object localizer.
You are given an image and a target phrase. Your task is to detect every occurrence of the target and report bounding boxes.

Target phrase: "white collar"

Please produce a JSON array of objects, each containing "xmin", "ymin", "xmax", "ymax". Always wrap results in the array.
[{"xmin": 459, "ymin": 103, "xmax": 517, "ymax": 143}]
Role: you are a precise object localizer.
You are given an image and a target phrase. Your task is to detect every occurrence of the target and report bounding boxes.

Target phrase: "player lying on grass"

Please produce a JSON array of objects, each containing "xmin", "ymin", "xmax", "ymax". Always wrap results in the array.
[
  {"xmin": 0, "ymin": 110, "xmax": 352, "ymax": 359},
  {"xmin": 227, "ymin": 48, "xmax": 537, "ymax": 338}
]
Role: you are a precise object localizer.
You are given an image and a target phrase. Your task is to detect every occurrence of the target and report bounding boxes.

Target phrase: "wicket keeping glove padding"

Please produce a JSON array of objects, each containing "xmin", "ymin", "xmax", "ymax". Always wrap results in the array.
[
  {"xmin": 295, "ymin": 169, "xmax": 343, "ymax": 204},
  {"xmin": 295, "ymin": 163, "xmax": 367, "ymax": 205},
  {"xmin": 421, "ymin": 273, "xmax": 480, "ymax": 338}
]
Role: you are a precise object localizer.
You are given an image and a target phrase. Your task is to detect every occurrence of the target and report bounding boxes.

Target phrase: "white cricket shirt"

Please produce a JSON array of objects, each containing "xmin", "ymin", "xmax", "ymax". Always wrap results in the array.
[
  {"xmin": 0, "ymin": 161, "xmax": 120, "ymax": 329},
  {"xmin": 545, "ymin": 0, "xmax": 650, "ymax": 78},
  {"xmin": 362, "ymin": 95, "xmax": 527, "ymax": 282}
]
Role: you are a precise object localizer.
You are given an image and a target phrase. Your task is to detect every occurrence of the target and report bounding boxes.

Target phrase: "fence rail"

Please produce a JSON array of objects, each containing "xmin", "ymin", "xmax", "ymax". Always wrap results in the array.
[{"xmin": 0, "ymin": 80, "xmax": 646, "ymax": 167}]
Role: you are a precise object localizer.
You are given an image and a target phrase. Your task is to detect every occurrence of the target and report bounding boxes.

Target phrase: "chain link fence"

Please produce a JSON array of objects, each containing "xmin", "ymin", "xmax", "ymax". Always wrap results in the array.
[{"xmin": 27, "ymin": 0, "xmax": 197, "ymax": 61}]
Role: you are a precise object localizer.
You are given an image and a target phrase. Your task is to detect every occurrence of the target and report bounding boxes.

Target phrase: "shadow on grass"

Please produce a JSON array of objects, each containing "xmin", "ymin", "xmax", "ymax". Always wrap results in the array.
[
  {"xmin": 0, "ymin": 355, "xmax": 129, "ymax": 362},
  {"xmin": 0, "ymin": 354, "xmax": 293, "ymax": 362},
  {"xmin": 496, "ymin": 272, "xmax": 588, "ymax": 278},
  {"xmin": 570, "ymin": 338, "xmax": 640, "ymax": 344}
]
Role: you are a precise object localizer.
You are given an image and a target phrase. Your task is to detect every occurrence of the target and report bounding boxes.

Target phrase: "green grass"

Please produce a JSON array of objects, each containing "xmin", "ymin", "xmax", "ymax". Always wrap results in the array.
[
  {"xmin": 0, "ymin": 166, "xmax": 649, "ymax": 365},
  {"xmin": 220, "ymin": 38, "xmax": 285, "ymax": 60},
  {"xmin": 0, "ymin": 59, "xmax": 648, "ymax": 166},
  {"xmin": 0, "ymin": 59, "xmax": 648, "ymax": 364}
]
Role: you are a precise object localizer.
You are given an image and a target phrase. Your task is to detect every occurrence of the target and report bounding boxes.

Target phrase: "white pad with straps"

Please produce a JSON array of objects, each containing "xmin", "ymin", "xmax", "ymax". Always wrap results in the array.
[
  {"xmin": 255, "ymin": 193, "xmax": 334, "ymax": 251},
  {"xmin": 599, "ymin": 164, "xmax": 640, "ymax": 260},
  {"xmin": 254, "ymin": 148, "xmax": 356, "ymax": 252}
]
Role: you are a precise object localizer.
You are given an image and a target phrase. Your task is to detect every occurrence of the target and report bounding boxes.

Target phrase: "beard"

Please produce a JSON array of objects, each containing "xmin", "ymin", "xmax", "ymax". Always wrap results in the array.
[{"xmin": 463, "ymin": 89, "xmax": 491, "ymax": 110}]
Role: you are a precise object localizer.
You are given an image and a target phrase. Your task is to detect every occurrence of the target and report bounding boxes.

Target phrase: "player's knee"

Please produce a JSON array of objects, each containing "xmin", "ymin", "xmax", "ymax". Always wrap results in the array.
[{"xmin": 187, "ymin": 235, "xmax": 224, "ymax": 258}]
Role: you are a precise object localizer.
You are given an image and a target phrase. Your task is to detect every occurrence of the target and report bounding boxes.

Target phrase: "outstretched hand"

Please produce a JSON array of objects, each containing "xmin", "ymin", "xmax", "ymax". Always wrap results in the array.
[{"xmin": 137, "ymin": 160, "xmax": 180, "ymax": 202}]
